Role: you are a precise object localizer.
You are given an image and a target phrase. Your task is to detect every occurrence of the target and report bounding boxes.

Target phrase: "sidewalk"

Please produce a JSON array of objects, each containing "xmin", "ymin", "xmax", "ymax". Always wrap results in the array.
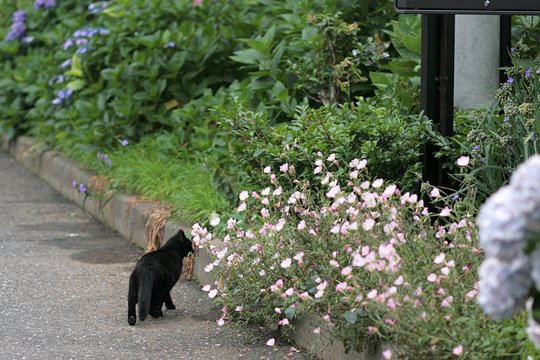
[{"xmin": 0, "ymin": 149, "xmax": 306, "ymax": 359}]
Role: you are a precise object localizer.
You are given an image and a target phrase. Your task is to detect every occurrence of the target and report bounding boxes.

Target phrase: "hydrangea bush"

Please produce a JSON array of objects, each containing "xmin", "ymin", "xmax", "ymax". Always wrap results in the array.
[
  {"xmin": 478, "ymin": 155, "xmax": 540, "ymax": 347},
  {"xmin": 193, "ymin": 154, "xmax": 531, "ymax": 359}
]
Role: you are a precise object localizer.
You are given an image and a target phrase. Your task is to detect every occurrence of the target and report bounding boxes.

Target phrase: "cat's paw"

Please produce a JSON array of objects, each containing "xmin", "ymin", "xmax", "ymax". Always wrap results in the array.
[
  {"xmin": 128, "ymin": 315, "xmax": 136, "ymax": 326},
  {"xmin": 149, "ymin": 309, "xmax": 163, "ymax": 318},
  {"xmin": 166, "ymin": 303, "xmax": 176, "ymax": 310}
]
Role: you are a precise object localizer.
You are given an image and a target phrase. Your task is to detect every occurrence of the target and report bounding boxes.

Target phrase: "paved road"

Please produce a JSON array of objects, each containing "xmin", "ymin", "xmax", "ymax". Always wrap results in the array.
[{"xmin": 0, "ymin": 149, "xmax": 306, "ymax": 360}]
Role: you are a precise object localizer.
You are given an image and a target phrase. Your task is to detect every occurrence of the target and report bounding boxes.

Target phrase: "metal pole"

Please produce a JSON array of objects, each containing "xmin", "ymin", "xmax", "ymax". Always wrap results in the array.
[
  {"xmin": 500, "ymin": 15, "xmax": 512, "ymax": 84},
  {"xmin": 421, "ymin": 14, "xmax": 455, "ymax": 189}
]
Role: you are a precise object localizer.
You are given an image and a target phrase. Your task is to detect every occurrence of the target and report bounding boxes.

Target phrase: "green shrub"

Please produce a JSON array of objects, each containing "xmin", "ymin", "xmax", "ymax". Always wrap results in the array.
[{"xmin": 217, "ymin": 97, "xmax": 431, "ymax": 195}]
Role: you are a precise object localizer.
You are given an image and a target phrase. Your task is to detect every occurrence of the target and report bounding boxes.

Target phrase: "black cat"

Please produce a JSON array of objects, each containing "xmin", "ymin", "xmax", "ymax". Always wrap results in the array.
[{"xmin": 128, "ymin": 229, "xmax": 194, "ymax": 326}]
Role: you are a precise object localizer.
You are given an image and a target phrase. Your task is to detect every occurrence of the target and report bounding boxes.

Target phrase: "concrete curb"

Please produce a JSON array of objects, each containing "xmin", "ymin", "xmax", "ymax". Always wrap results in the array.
[{"xmin": 2, "ymin": 136, "xmax": 382, "ymax": 360}]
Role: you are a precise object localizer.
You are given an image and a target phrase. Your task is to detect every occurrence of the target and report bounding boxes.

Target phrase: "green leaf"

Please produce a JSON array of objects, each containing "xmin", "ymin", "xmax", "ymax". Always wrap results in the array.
[
  {"xmin": 67, "ymin": 55, "xmax": 83, "ymax": 78},
  {"xmin": 284, "ymin": 306, "xmax": 296, "ymax": 320},
  {"xmin": 66, "ymin": 79, "xmax": 86, "ymax": 91},
  {"xmin": 343, "ymin": 311, "xmax": 357, "ymax": 325}
]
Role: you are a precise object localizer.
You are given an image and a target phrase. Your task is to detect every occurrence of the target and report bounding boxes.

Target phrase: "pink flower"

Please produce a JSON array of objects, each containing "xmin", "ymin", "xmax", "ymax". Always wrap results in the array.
[
  {"xmin": 202, "ymin": 284, "xmax": 211, "ymax": 292},
  {"xmin": 326, "ymin": 185, "xmax": 341, "ymax": 198},
  {"xmin": 280, "ymin": 258, "xmax": 292, "ymax": 269},
  {"xmin": 336, "ymin": 282, "xmax": 348, "ymax": 293},
  {"xmin": 362, "ymin": 218, "xmax": 375, "ymax": 231},
  {"xmin": 440, "ymin": 206, "xmax": 452, "ymax": 217},
  {"xmin": 441, "ymin": 296, "xmax": 453, "ymax": 307},
  {"xmin": 452, "ymin": 344, "xmax": 463, "ymax": 356},
  {"xmin": 279, "ymin": 163, "xmax": 289, "ymax": 173},
  {"xmin": 261, "ymin": 208, "xmax": 270, "ymax": 218},
  {"xmin": 387, "ymin": 298, "xmax": 397, "ymax": 309},
  {"xmin": 382, "ymin": 349, "xmax": 392, "ymax": 359},
  {"xmin": 327, "ymin": 154, "xmax": 336, "ymax": 162},
  {"xmin": 341, "ymin": 266, "xmax": 352, "ymax": 276},
  {"xmin": 273, "ymin": 186, "xmax": 282, "ymax": 196},
  {"xmin": 313, "ymin": 327, "xmax": 321, "ymax": 334},
  {"xmin": 329, "ymin": 259, "xmax": 339, "ymax": 268},
  {"xmin": 430, "ymin": 187, "xmax": 441, "ymax": 198},
  {"xmin": 299, "ymin": 292, "xmax": 311, "ymax": 301},
  {"xmin": 456, "ymin": 156, "xmax": 470, "ymax": 167},
  {"xmin": 217, "ymin": 317, "xmax": 225, "ymax": 326},
  {"xmin": 297, "ymin": 220, "xmax": 306, "ymax": 230},
  {"xmin": 394, "ymin": 275, "xmax": 404, "ymax": 286},
  {"xmin": 208, "ymin": 289, "xmax": 218, "ymax": 299},
  {"xmin": 367, "ymin": 289, "xmax": 378, "ymax": 299},
  {"xmin": 237, "ymin": 202, "xmax": 247, "ymax": 212},
  {"xmin": 279, "ymin": 318, "xmax": 289, "ymax": 326},
  {"xmin": 427, "ymin": 273, "xmax": 437, "ymax": 282},
  {"xmin": 193, "ymin": 0, "xmax": 203, "ymax": 6},
  {"xmin": 266, "ymin": 338, "xmax": 275, "ymax": 346}
]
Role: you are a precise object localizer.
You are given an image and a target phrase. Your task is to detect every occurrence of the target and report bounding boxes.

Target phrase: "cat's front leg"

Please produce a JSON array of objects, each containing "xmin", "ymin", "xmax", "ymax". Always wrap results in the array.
[{"xmin": 164, "ymin": 293, "xmax": 176, "ymax": 310}]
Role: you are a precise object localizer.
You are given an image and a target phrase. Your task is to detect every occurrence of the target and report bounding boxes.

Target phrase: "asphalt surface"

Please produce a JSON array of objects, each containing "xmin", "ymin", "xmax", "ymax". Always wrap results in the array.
[{"xmin": 0, "ymin": 149, "xmax": 306, "ymax": 360}]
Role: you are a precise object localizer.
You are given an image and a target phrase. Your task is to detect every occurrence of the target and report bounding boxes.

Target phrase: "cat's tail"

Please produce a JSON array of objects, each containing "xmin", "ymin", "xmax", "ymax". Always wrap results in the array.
[{"xmin": 137, "ymin": 271, "xmax": 153, "ymax": 322}]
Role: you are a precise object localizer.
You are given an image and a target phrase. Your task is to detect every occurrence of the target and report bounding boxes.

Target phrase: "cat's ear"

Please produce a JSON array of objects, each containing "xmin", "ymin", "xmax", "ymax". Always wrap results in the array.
[{"xmin": 178, "ymin": 229, "xmax": 186, "ymax": 238}]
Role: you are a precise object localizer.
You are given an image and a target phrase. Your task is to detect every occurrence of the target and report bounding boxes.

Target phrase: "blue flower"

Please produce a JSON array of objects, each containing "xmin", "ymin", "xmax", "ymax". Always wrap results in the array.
[
  {"xmin": 507, "ymin": 77, "xmax": 514, "ymax": 84},
  {"xmin": 526, "ymin": 68, "xmax": 533, "ymax": 78},
  {"xmin": 79, "ymin": 183, "xmax": 87, "ymax": 194},
  {"xmin": 121, "ymin": 139, "xmax": 129, "ymax": 146}
]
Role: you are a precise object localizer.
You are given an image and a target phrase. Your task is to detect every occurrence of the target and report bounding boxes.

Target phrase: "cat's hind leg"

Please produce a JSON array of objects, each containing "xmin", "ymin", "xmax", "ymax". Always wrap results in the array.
[
  {"xmin": 164, "ymin": 292, "xmax": 176, "ymax": 310},
  {"xmin": 127, "ymin": 272, "xmax": 138, "ymax": 325},
  {"xmin": 149, "ymin": 288, "xmax": 164, "ymax": 318}
]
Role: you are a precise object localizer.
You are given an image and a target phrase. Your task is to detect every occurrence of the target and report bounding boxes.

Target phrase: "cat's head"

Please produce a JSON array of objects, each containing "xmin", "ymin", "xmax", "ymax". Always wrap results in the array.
[{"xmin": 175, "ymin": 229, "xmax": 194, "ymax": 255}]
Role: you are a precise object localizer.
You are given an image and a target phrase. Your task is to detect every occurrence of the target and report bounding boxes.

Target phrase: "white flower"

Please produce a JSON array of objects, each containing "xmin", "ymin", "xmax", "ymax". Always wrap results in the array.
[
  {"xmin": 430, "ymin": 187, "xmax": 441, "ymax": 198},
  {"xmin": 456, "ymin": 156, "xmax": 470, "ymax": 167},
  {"xmin": 477, "ymin": 257, "xmax": 531, "ymax": 320},
  {"xmin": 239, "ymin": 191, "xmax": 249, "ymax": 201},
  {"xmin": 280, "ymin": 258, "xmax": 292, "ymax": 269},
  {"xmin": 202, "ymin": 284, "xmax": 211, "ymax": 292},
  {"xmin": 362, "ymin": 218, "xmax": 375, "ymax": 231},
  {"xmin": 209, "ymin": 214, "xmax": 221, "ymax": 227},
  {"xmin": 327, "ymin": 154, "xmax": 336, "ymax": 162},
  {"xmin": 263, "ymin": 166, "xmax": 271, "ymax": 174},
  {"xmin": 372, "ymin": 178, "xmax": 384, "ymax": 188},
  {"xmin": 208, "ymin": 289, "xmax": 218, "ymax": 299},
  {"xmin": 527, "ymin": 298, "xmax": 540, "ymax": 349},
  {"xmin": 266, "ymin": 338, "xmax": 275, "ymax": 346}
]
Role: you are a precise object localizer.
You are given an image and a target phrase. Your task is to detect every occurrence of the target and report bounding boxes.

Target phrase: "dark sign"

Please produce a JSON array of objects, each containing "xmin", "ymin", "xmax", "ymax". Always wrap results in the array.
[{"xmin": 395, "ymin": 0, "xmax": 540, "ymax": 15}]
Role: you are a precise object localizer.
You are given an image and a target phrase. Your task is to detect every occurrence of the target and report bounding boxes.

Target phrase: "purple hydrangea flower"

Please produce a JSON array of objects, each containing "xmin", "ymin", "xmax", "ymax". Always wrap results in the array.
[
  {"xmin": 52, "ymin": 88, "xmax": 74, "ymax": 105},
  {"xmin": 60, "ymin": 59, "xmax": 72, "ymax": 68},
  {"xmin": 5, "ymin": 10, "xmax": 26, "ymax": 42},
  {"xmin": 164, "ymin": 41, "xmax": 176, "ymax": 49},
  {"xmin": 88, "ymin": 1, "xmax": 110, "ymax": 14},
  {"xmin": 34, "ymin": 0, "xmax": 56, "ymax": 10}
]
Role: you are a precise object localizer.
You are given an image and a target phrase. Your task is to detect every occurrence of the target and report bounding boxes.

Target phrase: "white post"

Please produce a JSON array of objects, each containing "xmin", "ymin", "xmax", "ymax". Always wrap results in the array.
[{"xmin": 454, "ymin": 15, "xmax": 501, "ymax": 109}]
